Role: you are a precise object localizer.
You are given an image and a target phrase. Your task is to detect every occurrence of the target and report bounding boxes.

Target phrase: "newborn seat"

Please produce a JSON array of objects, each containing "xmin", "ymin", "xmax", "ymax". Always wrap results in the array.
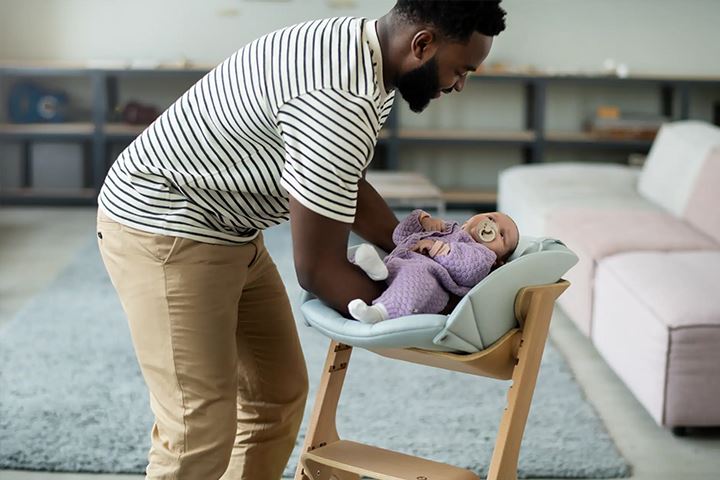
[{"xmin": 295, "ymin": 237, "xmax": 578, "ymax": 480}]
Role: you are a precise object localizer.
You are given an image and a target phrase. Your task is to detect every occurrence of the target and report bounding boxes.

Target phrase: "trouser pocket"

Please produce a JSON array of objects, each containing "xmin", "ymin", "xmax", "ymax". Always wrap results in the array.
[
  {"xmin": 97, "ymin": 209, "xmax": 182, "ymax": 264},
  {"xmin": 121, "ymin": 226, "xmax": 183, "ymax": 264}
]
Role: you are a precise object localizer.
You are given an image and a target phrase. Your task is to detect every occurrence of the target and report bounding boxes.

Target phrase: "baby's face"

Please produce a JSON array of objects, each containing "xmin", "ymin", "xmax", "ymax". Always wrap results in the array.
[{"xmin": 462, "ymin": 212, "xmax": 519, "ymax": 264}]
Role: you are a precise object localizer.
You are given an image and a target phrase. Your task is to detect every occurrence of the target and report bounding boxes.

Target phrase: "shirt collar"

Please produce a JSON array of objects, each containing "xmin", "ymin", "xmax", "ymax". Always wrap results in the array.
[{"xmin": 365, "ymin": 18, "xmax": 390, "ymax": 98}]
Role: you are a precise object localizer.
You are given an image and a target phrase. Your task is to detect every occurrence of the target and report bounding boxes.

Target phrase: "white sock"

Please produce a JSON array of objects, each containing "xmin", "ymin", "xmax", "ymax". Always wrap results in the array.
[
  {"xmin": 348, "ymin": 299, "xmax": 389, "ymax": 324},
  {"xmin": 353, "ymin": 244, "xmax": 388, "ymax": 281}
]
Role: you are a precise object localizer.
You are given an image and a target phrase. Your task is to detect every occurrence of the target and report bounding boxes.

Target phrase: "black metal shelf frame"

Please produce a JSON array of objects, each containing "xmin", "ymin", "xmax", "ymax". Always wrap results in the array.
[{"xmin": 0, "ymin": 66, "xmax": 718, "ymax": 205}]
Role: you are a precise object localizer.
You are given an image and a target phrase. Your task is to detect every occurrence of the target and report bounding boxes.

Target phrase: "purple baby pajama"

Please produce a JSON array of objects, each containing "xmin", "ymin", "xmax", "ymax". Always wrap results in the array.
[{"xmin": 374, "ymin": 210, "xmax": 496, "ymax": 318}]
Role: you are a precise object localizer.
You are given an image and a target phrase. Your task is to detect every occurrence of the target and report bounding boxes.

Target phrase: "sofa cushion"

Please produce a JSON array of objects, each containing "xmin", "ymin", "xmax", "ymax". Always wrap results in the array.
[
  {"xmin": 592, "ymin": 251, "xmax": 720, "ymax": 426},
  {"xmin": 683, "ymin": 146, "xmax": 720, "ymax": 244},
  {"xmin": 638, "ymin": 121, "xmax": 720, "ymax": 217},
  {"xmin": 546, "ymin": 209, "xmax": 717, "ymax": 260},
  {"xmin": 597, "ymin": 251, "xmax": 720, "ymax": 328},
  {"xmin": 498, "ymin": 162, "xmax": 658, "ymax": 237},
  {"xmin": 544, "ymin": 208, "xmax": 717, "ymax": 335}
]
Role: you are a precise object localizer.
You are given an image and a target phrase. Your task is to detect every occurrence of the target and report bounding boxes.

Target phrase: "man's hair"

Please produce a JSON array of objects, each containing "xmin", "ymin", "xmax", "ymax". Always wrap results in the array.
[{"xmin": 392, "ymin": 0, "xmax": 507, "ymax": 42}]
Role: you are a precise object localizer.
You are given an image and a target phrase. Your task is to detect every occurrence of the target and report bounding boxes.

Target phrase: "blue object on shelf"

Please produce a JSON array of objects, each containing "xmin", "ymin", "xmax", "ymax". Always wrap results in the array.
[{"xmin": 8, "ymin": 81, "xmax": 69, "ymax": 123}]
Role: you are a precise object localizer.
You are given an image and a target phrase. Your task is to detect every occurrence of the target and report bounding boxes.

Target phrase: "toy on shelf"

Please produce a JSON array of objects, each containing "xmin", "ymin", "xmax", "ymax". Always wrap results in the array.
[
  {"xmin": 7, "ymin": 81, "xmax": 69, "ymax": 123},
  {"xmin": 118, "ymin": 101, "xmax": 160, "ymax": 125}
]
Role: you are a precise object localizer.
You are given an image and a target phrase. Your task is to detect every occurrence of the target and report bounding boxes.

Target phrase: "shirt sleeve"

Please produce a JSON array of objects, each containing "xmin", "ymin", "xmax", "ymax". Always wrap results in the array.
[{"xmin": 277, "ymin": 88, "xmax": 380, "ymax": 223}]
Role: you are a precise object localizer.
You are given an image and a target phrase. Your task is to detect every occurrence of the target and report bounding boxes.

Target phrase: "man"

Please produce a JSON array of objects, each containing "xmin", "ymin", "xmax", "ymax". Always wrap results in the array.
[{"xmin": 96, "ymin": 1, "xmax": 506, "ymax": 478}]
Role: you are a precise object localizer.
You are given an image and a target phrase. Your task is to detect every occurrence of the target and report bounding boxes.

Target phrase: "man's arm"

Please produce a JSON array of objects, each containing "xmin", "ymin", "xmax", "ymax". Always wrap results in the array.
[
  {"xmin": 351, "ymin": 177, "xmax": 399, "ymax": 253},
  {"xmin": 289, "ymin": 195, "xmax": 385, "ymax": 316}
]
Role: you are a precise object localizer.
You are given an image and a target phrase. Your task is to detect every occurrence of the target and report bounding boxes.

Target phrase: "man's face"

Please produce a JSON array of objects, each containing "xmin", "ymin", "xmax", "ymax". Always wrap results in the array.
[{"xmin": 397, "ymin": 31, "xmax": 493, "ymax": 113}]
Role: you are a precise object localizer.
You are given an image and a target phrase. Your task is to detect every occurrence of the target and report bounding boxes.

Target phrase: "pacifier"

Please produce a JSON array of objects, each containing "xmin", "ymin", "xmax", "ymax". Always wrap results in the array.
[{"xmin": 476, "ymin": 219, "xmax": 498, "ymax": 243}]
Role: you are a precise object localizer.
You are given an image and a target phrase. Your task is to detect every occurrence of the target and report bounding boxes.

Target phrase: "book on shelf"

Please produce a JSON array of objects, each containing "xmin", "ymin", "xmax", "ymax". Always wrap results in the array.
[{"xmin": 586, "ymin": 108, "xmax": 668, "ymax": 140}]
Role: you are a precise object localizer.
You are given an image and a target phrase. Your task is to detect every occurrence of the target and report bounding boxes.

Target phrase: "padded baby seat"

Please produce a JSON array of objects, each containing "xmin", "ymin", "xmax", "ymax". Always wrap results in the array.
[
  {"xmin": 301, "ymin": 236, "xmax": 577, "ymax": 353},
  {"xmin": 295, "ymin": 237, "xmax": 578, "ymax": 480}
]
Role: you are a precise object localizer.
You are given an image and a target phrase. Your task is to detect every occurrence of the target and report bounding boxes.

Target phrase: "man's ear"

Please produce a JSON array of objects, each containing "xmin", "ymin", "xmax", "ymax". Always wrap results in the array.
[{"xmin": 411, "ymin": 29, "xmax": 438, "ymax": 61}]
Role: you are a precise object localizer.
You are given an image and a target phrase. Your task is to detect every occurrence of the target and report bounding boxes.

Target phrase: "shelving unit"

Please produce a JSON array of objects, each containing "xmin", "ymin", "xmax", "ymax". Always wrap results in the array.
[
  {"xmin": 395, "ymin": 129, "xmax": 536, "ymax": 144},
  {"xmin": 1, "ymin": 65, "xmax": 718, "ymax": 206},
  {"xmin": 0, "ymin": 65, "xmax": 209, "ymax": 205},
  {"xmin": 0, "ymin": 122, "xmax": 95, "ymax": 137},
  {"xmin": 380, "ymin": 72, "xmax": 719, "ymax": 206},
  {"xmin": 544, "ymin": 131, "xmax": 654, "ymax": 149}
]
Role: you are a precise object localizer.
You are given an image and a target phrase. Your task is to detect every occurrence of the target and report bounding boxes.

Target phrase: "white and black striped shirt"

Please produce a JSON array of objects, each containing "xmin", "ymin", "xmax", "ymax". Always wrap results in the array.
[{"xmin": 99, "ymin": 17, "xmax": 395, "ymax": 244}]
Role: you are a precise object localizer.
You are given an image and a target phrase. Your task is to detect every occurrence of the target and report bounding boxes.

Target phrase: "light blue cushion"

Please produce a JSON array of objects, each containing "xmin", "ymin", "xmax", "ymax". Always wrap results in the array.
[{"xmin": 300, "ymin": 237, "xmax": 578, "ymax": 353}]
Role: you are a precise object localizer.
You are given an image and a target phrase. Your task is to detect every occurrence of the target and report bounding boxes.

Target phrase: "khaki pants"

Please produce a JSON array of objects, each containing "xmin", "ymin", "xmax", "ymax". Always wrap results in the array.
[{"xmin": 97, "ymin": 210, "xmax": 308, "ymax": 479}]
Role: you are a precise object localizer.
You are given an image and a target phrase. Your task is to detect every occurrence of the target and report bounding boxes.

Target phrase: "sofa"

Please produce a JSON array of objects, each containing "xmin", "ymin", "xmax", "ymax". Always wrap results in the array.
[{"xmin": 498, "ymin": 121, "xmax": 720, "ymax": 430}]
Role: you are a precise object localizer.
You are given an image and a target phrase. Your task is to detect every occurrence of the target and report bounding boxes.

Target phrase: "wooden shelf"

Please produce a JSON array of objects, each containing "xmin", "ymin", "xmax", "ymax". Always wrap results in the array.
[
  {"xmin": 2, "ymin": 63, "xmax": 718, "ymax": 83},
  {"xmin": 0, "ymin": 122, "xmax": 94, "ymax": 139},
  {"xmin": 104, "ymin": 123, "xmax": 147, "ymax": 139},
  {"xmin": 0, "ymin": 63, "xmax": 214, "ymax": 76},
  {"xmin": 367, "ymin": 171, "xmax": 442, "ymax": 197},
  {"xmin": 443, "ymin": 189, "xmax": 498, "ymax": 205},
  {"xmin": 545, "ymin": 131, "xmax": 655, "ymax": 149},
  {"xmin": 396, "ymin": 129, "xmax": 535, "ymax": 144},
  {"xmin": 377, "ymin": 129, "xmax": 391, "ymax": 140},
  {"xmin": 467, "ymin": 69, "xmax": 720, "ymax": 84},
  {"xmin": 0, "ymin": 187, "xmax": 95, "ymax": 197},
  {"xmin": 0, "ymin": 187, "xmax": 96, "ymax": 205}
]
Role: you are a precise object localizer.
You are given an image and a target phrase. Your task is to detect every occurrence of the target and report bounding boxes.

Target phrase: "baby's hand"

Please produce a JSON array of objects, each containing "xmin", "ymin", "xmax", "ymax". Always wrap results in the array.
[
  {"xmin": 411, "ymin": 239, "xmax": 450, "ymax": 257},
  {"xmin": 419, "ymin": 213, "xmax": 445, "ymax": 232}
]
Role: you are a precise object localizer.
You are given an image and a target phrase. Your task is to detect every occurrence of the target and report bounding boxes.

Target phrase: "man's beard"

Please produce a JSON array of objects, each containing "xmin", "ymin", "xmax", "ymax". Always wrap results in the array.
[{"xmin": 395, "ymin": 56, "xmax": 440, "ymax": 113}]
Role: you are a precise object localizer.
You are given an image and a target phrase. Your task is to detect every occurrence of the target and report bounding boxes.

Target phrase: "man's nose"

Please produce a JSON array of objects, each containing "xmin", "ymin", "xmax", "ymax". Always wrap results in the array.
[{"xmin": 454, "ymin": 75, "xmax": 466, "ymax": 92}]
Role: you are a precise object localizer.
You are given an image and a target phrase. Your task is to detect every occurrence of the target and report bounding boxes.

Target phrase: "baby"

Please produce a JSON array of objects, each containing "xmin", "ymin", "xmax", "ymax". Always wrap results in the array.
[{"xmin": 349, "ymin": 209, "xmax": 520, "ymax": 323}]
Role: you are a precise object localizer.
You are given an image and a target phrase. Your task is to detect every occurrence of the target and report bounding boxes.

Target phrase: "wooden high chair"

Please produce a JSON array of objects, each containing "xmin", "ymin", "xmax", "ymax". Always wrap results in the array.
[{"xmin": 294, "ymin": 280, "xmax": 569, "ymax": 480}]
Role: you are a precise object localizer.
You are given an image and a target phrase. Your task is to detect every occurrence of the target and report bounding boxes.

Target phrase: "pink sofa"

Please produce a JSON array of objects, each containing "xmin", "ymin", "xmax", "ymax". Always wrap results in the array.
[{"xmin": 498, "ymin": 121, "xmax": 720, "ymax": 430}]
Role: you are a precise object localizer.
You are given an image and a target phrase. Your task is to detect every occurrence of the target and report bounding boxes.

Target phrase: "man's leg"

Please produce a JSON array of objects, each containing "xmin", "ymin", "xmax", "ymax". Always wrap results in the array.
[
  {"xmin": 98, "ymin": 211, "xmax": 257, "ymax": 479},
  {"xmin": 221, "ymin": 234, "xmax": 309, "ymax": 479}
]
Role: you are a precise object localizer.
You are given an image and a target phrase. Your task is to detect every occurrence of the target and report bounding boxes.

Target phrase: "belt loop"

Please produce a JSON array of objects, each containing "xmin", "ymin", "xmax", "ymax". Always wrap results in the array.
[{"xmin": 248, "ymin": 231, "xmax": 264, "ymax": 268}]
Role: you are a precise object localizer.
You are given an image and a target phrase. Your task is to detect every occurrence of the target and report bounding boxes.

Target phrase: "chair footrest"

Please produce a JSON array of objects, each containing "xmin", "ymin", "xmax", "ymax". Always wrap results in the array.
[{"xmin": 301, "ymin": 440, "xmax": 481, "ymax": 480}]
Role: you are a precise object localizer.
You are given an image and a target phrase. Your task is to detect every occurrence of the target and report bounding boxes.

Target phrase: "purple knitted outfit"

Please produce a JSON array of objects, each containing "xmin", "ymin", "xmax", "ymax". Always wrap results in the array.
[{"xmin": 373, "ymin": 209, "xmax": 496, "ymax": 318}]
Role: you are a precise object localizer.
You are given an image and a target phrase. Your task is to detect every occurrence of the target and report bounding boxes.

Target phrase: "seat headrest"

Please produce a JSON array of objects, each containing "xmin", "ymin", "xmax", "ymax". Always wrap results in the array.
[
  {"xmin": 435, "ymin": 236, "xmax": 578, "ymax": 352},
  {"xmin": 509, "ymin": 236, "xmax": 568, "ymax": 261}
]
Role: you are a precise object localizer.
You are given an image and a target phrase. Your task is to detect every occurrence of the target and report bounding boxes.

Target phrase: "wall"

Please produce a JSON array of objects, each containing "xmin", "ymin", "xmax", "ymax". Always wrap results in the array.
[
  {"xmin": 1, "ymin": 0, "xmax": 719, "ymax": 194},
  {"xmin": 2, "ymin": 0, "xmax": 719, "ymax": 76}
]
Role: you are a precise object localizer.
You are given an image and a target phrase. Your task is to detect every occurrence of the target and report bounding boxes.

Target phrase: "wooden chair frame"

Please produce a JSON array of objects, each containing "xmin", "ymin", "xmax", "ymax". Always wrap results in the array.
[{"xmin": 294, "ymin": 280, "xmax": 569, "ymax": 480}]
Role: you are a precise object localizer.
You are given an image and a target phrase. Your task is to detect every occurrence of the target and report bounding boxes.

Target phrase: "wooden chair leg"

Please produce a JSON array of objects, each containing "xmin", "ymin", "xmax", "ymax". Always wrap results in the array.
[
  {"xmin": 294, "ymin": 341, "xmax": 359, "ymax": 480},
  {"xmin": 296, "ymin": 281, "xmax": 569, "ymax": 480},
  {"xmin": 486, "ymin": 282, "xmax": 568, "ymax": 480}
]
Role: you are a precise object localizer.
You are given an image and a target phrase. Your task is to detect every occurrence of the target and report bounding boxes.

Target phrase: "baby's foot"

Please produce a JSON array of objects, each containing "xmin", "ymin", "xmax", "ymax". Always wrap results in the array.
[
  {"xmin": 348, "ymin": 299, "xmax": 389, "ymax": 324},
  {"xmin": 353, "ymin": 244, "xmax": 388, "ymax": 281}
]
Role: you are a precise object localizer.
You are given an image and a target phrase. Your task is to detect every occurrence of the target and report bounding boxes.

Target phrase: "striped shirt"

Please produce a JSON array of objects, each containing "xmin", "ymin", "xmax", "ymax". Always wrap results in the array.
[{"xmin": 99, "ymin": 17, "xmax": 395, "ymax": 245}]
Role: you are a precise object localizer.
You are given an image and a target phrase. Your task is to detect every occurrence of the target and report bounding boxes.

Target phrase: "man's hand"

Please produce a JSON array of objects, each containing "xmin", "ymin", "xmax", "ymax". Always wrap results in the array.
[
  {"xmin": 419, "ymin": 213, "xmax": 445, "ymax": 232},
  {"xmin": 289, "ymin": 195, "xmax": 385, "ymax": 316},
  {"xmin": 411, "ymin": 239, "xmax": 450, "ymax": 257}
]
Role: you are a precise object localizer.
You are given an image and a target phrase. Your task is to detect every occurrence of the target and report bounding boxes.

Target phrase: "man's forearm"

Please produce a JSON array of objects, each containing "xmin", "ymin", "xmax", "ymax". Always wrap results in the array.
[
  {"xmin": 352, "ymin": 177, "xmax": 398, "ymax": 252},
  {"xmin": 304, "ymin": 259, "xmax": 386, "ymax": 316},
  {"xmin": 289, "ymin": 194, "xmax": 387, "ymax": 317}
]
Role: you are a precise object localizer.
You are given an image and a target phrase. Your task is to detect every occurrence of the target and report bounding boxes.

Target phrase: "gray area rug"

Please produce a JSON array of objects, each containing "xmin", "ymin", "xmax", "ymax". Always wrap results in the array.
[{"xmin": 0, "ymin": 214, "xmax": 631, "ymax": 478}]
